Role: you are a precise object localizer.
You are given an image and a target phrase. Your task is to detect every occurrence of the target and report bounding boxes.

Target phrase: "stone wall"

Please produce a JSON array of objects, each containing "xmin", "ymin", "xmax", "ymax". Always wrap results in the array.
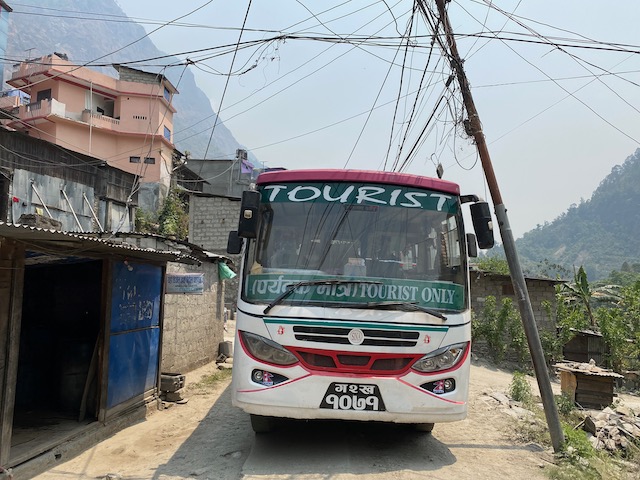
[
  {"xmin": 470, "ymin": 271, "xmax": 561, "ymax": 362},
  {"xmin": 188, "ymin": 194, "xmax": 242, "ymax": 309},
  {"xmin": 161, "ymin": 261, "xmax": 224, "ymax": 374},
  {"xmin": 470, "ymin": 271, "xmax": 559, "ymax": 331}
]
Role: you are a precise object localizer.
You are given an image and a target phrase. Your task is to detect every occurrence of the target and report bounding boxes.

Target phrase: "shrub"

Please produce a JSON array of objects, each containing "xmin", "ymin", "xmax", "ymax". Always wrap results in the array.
[{"xmin": 509, "ymin": 371, "xmax": 533, "ymax": 405}]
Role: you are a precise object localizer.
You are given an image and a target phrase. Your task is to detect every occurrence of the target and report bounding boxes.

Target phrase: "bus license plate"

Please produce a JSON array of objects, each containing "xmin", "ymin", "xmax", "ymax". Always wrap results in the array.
[{"xmin": 320, "ymin": 382, "xmax": 386, "ymax": 411}]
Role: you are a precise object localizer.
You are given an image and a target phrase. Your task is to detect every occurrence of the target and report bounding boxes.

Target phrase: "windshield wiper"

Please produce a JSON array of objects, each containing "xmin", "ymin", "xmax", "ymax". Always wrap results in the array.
[
  {"xmin": 361, "ymin": 301, "xmax": 448, "ymax": 320},
  {"xmin": 263, "ymin": 279, "xmax": 382, "ymax": 314}
]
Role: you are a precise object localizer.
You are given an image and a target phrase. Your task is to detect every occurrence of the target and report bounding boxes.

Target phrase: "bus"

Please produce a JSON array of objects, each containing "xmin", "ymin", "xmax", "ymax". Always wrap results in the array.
[{"xmin": 226, "ymin": 169, "xmax": 494, "ymax": 433}]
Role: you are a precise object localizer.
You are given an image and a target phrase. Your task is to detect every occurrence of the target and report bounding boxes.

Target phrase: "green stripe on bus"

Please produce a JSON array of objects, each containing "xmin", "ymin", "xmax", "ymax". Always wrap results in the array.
[{"xmin": 264, "ymin": 318, "xmax": 448, "ymax": 332}]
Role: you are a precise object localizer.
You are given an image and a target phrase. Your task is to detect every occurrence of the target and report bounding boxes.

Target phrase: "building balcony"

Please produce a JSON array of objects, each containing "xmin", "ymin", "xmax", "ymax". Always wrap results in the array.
[
  {"xmin": 81, "ymin": 109, "xmax": 120, "ymax": 130},
  {"xmin": 8, "ymin": 99, "xmax": 125, "ymax": 132},
  {"xmin": 9, "ymin": 98, "xmax": 66, "ymax": 126}
]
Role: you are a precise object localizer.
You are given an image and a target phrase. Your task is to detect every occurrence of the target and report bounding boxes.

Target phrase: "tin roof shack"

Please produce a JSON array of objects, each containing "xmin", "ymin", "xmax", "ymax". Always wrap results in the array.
[
  {"xmin": 562, "ymin": 329, "xmax": 608, "ymax": 366},
  {"xmin": 555, "ymin": 361, "xmax": 624, "ymax": 409},
  {"xmin": 85, "ymin": 231, "xmax": 232, "ymax": 373},
  {"xmin": 0, "ymin": 223, "xmax": 228, "ymax": 478}
]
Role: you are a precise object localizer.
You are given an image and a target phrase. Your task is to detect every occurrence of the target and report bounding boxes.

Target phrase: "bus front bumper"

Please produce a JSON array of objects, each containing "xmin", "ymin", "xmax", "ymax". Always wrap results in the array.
[{"xmin": 232, "ymin": 355, "xmax": 470, "ymax": 424}]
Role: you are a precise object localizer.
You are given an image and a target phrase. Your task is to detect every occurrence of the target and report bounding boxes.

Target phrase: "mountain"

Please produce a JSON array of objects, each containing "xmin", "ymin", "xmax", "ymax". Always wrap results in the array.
[
  {"xmin": 513, "ymin": 148, "xmax": 640, "ymax": 280},
  {"xmin": 4, "ymin": 0, "xmax": 252, "ymax": 161}
]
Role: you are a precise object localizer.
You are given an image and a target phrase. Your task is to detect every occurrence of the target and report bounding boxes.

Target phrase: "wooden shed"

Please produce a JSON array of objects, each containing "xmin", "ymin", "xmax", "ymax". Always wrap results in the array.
[
  {"xmin": 562, "ymin": 329, "xmax": 608, "ymax": 366},
  {"xmin": 0, "ymin": 223, "xmax": 215, "ymax": 476},
  {"xmin": 555, "ymin": 361, "xmax": 624, "ymax": 409}
]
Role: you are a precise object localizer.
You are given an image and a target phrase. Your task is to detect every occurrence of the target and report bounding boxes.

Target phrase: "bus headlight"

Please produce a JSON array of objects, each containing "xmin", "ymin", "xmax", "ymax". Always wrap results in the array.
[
  {"xmin": 411, "ymin": 342, "xmax": 467, "ymax": 373},
  {"xmin": 240, "ymin": 331, "xmax": 299, "ymax": 366}
]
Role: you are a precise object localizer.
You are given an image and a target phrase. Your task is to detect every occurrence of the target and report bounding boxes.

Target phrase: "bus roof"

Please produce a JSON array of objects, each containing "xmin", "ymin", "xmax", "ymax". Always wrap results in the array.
[{"xmin": 255, "ymin": 169, "xmax": 460, "ymax": 195}]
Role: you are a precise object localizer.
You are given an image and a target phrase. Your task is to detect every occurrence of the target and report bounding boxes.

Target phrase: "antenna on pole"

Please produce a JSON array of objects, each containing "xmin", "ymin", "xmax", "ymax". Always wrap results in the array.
[{"xmin": 431, "ymin": 0, "xmax": 565, "ymax": 453}]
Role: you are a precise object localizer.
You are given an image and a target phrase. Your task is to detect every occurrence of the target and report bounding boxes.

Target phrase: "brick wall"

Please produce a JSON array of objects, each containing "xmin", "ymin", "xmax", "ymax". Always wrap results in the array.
[{"xmin": 161, "ymin": 261, "xmax": 224, "ymax": 374}]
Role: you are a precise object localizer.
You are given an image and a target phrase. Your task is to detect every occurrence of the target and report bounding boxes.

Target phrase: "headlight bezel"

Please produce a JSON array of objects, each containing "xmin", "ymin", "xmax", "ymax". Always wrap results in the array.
[
  {"xmin": 411, "ymin": 342, "xmax": 469, "ymax": 374},
  {"xmin": 239, "ymin": 330, "xmax": 299, "ymax": 366}
]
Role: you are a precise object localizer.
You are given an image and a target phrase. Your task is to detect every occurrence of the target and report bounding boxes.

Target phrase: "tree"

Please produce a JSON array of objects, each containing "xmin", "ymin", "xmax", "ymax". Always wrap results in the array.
[{"xmin": 558, "ymin": 266, "xmax": 620, "ymax": 327}]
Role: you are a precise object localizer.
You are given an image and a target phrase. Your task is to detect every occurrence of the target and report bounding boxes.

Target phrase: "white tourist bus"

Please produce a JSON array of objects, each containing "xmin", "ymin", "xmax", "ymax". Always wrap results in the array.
[{"xmin": 227, "ymin": 169, "xmax": 494, "ymax": 433}]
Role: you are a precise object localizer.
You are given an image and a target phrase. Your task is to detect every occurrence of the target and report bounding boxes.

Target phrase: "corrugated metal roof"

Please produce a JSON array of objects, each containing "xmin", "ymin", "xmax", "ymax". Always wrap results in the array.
[
  {"xmin": 554, "ymin": 361, "xmax": 624, "ymax": 378},
  {"xmin": 0, "ymin": 222, "xmax": 202, "ymax": 265},
  {"xmin": 81, "ymin": 231, "xmax": 231, "ymax": 264}
]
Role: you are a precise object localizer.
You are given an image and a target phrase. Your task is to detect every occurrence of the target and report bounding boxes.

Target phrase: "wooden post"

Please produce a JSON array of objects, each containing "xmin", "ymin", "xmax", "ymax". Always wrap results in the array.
[{"xmin": 0, "ymin": 239, "xmax": 25, "ymax": 467}]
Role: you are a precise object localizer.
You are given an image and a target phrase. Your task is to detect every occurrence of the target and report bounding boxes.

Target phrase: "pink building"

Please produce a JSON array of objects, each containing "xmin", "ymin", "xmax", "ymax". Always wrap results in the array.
[{"xmin": 7, "ymin": 53, "xmax": 178, "ymax": 195}]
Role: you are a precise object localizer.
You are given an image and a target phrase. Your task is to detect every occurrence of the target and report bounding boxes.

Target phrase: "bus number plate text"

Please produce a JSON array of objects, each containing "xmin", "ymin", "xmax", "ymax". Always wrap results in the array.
[{"xmin": 320, "ymin": 383, "xmax": 386, "ymax": 411}]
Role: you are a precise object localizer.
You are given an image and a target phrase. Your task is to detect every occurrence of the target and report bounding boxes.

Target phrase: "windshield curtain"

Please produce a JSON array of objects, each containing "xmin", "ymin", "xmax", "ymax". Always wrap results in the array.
[{"xmin": 242, "ymin": 181, "xmax": 468, "ymax": 312}]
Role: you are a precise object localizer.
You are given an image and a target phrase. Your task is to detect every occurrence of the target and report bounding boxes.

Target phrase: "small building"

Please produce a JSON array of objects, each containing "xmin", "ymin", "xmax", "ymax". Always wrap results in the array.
[
  {"xmin": 562, "ymin": 329, "xmax": 608, "ymax": 366},
  {"xmin": 0, "ymin": 222, "xmax": 230, "ymax": 476},
  {"xmin": 555, "ymin": 361, "xmax": 624, "ymax": 409},
  {"xmin": 188, "ymin": 149, "xmax": 255, "ymax": 198},
  {"xmin": 470, "ymin": 267, "xmax": 561, "ymax": 331},
  {"xmin": 5, "ymin": 54, "xmax": 179, "ymax": 211}
]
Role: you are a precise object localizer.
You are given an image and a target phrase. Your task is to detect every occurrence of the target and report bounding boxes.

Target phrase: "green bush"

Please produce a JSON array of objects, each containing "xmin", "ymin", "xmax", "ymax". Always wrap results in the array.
[
  {"xmin": 472, "ymin": 296, "xmax": 529, "ymax": 364},
  {"xmin": 555, "ymin": 393, "xmax": 575, "ymax": 417},
  {"xmin": 562, "ymin": 423, "xmax": 595, "ymax": 460},
  {"xmin": 509, "ymin": 371, "xmax": 533, "ymax": 405}
]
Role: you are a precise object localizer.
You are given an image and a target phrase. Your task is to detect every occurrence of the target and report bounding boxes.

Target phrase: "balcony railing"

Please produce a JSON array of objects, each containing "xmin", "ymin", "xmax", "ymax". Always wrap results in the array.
[
  {"xmin": 9, "ymin": 98, "xmax": 66, "ymax": 123},
  {"xmin": 81, "ymin": 110, "xmax": 120, "ymax": 130}
]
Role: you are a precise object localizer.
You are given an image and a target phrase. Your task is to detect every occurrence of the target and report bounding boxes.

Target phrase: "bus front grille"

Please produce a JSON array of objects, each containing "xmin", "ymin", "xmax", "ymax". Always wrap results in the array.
[
  {"xmin": 292, "ymin": 325, "xmax": 419, "ymax": 347},
  {"xmin": 290, "ymin": 347, "xmax": 420, "ymax": 375}
]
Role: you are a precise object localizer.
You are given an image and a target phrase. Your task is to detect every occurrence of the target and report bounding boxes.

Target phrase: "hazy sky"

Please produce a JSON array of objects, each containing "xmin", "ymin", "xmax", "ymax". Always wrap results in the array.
[{"xmin": 116, "ymin": 0, "xmax": 640, "ymax": 240}]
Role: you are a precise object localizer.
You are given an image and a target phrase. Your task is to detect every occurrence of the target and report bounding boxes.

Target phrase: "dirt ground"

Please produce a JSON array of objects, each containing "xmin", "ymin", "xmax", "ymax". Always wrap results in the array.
[{"xmin": 30, "ymin": 323, "xmax": 640, "ymax": 480}]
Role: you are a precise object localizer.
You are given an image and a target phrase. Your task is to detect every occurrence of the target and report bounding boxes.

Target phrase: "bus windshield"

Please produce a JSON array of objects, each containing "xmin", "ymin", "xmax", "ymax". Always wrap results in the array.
[{"xmin": 243, "ymin": 181, "xmax": 468, "ymax": 313}]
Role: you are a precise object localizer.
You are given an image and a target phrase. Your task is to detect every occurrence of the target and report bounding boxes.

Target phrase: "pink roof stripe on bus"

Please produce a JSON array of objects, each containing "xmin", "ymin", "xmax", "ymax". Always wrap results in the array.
[{"xmin": 256, "ymin": 169, "xmax": 460, "ymax": 195}]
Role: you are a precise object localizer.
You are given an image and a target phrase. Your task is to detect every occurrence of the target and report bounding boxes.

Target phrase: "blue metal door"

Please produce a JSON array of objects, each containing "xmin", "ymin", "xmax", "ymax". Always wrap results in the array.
[{"xmin": 107, "ymin": 261, "xmax": 162, "ymax": 408}]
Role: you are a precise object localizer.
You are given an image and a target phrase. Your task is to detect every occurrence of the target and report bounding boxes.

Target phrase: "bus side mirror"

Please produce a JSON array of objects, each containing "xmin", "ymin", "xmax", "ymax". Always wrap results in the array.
[
  {"xmin": 238, "ymin": 190, "xmax": 260, "ymax": 238},
  {"xmin": 227, "ymin": 231, "xmax": 243, "ymax": 254},
  {"xmin": 470, "ymin": 202, "xmax": 494, "ymax": 249},
  {"xmin": 466, "ymin": 233, "xmax": 478, "ymax": 258}
]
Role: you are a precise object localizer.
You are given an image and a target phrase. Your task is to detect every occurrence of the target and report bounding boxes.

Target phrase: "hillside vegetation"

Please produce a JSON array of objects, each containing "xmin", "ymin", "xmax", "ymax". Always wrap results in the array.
[{"xmin": 513, "ymin": 148, "xmax": 640, "ymax": 280}]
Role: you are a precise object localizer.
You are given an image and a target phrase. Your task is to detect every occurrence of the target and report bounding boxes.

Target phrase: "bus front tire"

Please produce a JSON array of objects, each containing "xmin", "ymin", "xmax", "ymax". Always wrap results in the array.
[
  {"xmin": 414, "ymin": 423, "xmax": 434, "ymax": 433},
  {"xmin": 250, "ymin": 414, "xmax": 274, "ymax": 433}
]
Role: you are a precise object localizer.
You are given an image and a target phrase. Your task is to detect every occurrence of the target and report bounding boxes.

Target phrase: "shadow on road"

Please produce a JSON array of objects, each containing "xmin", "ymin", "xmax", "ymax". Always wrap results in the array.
[
  {"xmin": 243, "ymin": 418, "xmax": 456, "ymax": 477},
  {"xmin": 151, "ymin": 384, "xmax": 458, "ymax": 479},
  {"xmin": 151, "ymin": 385, "xmax": 253, "ymax": 480}
]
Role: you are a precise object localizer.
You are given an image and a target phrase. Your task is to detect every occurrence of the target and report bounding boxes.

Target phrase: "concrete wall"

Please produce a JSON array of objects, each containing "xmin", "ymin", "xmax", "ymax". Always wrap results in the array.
[
  {"xmin": 161, "ymin": 261, "xmax": 224, "ymax": 374},
  {"xmin": 187, "ymin": 159, "xmax": 253, "ymax": 198},
  {"xmin": 188, "ymin": 193, "xmax": 242, "ymax": 310}
]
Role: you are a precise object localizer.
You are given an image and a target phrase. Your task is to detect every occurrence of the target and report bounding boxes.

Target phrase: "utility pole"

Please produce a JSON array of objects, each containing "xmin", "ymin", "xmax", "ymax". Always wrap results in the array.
[{"xmin": 432, "ymin": 0, "xmax": 564, "ymax": 452}]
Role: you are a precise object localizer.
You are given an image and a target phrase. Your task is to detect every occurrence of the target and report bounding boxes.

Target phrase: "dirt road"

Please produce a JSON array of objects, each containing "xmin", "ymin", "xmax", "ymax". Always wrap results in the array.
[{"xmin": 29, "ymin": 351, "xmax": 566, "ymax": 480}]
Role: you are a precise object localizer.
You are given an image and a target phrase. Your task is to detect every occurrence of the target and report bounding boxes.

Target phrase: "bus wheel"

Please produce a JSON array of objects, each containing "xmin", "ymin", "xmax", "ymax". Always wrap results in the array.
[
  {"xmin": 414, "ymin": 423, "xmax": 434, "ymax": 433},
  {"xmin": 250, "ymin": 414, "xmax": 274, "ymax": 433}
]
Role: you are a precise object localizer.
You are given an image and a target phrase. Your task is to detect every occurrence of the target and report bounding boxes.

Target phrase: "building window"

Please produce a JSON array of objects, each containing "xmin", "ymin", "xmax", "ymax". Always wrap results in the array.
[
  {"xmin": 144, "ymin": 157, "xmax": 155, "ymax": 164},
  {"xmin": 163, "ymin": 126, "xmax": 171, "ymax": 142},
  {"xmin": 129, "ymin": 156, "xmax": 141, "ymax": 163},
  {"xmin": 164, "ymin": 86, "xmax": 171, "ymax": 102}
]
